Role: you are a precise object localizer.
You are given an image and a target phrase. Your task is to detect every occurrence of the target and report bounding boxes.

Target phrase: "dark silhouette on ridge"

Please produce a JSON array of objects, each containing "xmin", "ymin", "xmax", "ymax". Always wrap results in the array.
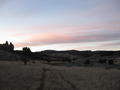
[{"xmin": 0, "ymin": 41, "xmax": 14, "ymax": 52}]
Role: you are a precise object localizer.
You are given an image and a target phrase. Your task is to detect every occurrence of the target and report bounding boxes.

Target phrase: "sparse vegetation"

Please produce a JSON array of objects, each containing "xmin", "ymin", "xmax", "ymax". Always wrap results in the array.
[{"xmin": 0, "ymin": 61, "xmax": 120, "ymax": 90}]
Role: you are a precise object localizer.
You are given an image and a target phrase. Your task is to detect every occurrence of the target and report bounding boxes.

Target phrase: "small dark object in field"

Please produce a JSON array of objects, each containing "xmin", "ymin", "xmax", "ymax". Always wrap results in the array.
[
  {"xmin": 108, "ymin": 59, "xmax": 114, "ymax": 65},
  {"xmin": 32, "ymin": 60, "xmax": 36, "ymax": 63},
  {"xmin": 46, "ymin": 59, "xmax": 51, "ymax": 62},
  {"xmin": 84, "ymin": 59, "xmax": 90, "ymax": 64},
  {"xmin": 98, "ymin": 59, "xmax": 106, "ymax": 64},
  {"xmin": 68, "ymin": 59, "xmax": 72, "ymax": 62},
  {"xmin": 22, "ymin": 57, "xmax": 29, "ymax": 65}
]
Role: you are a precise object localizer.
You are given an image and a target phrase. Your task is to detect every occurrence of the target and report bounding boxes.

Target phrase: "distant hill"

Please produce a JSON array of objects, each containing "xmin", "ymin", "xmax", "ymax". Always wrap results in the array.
[
  {"xmin": 41, "ymin": 50, "xmax": 91, "ymax": 55},
  {"xmin": 40, "ymin": 50, "xmax": 120, "ymax": 57},
  {"xmin": 41, "ymin": 50, "xmax": 119, "ymax": 54},
  {"xmin": 0, "ymin": 41, "xmax": 120, "ymax": 62},
  {"xmin": 0, "ymin": 50, "xmax": 21, "ymax": 61}
]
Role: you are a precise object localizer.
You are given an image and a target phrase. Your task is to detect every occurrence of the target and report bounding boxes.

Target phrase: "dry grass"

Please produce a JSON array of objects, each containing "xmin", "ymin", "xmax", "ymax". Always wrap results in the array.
[{"xmin": 0, "ymin": 61, "xmax": 120, "ymax": 90}]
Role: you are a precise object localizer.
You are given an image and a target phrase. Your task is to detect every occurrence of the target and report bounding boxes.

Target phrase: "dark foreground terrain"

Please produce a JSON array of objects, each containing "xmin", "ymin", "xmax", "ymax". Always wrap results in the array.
[{"xmin": 0, "ymin": 61, "xmax": 120, "ymax": 90}]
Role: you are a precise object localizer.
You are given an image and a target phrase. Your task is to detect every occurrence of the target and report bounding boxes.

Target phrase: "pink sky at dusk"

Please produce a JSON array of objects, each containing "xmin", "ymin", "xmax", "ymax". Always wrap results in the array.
[{"xmin": 0, "ymin": 0, "xmax": 120, "ymax": 51}]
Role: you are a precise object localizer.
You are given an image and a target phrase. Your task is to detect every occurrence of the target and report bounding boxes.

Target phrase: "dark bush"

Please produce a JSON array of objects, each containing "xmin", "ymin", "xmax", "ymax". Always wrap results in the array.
[
  {"xmin": 108, "ymin": 59, "xmax": 114, "ymax": 65},
  {"xmin": 84, "ymin": 59, "xmax": 90, "ymax": 64},
  {"xmin": 22, "ymin": 47, "xmax": 32, "ymax": 65},
  {"xmin": 98, "ymin": 59, "xmax": 106, "ymax": 64}
]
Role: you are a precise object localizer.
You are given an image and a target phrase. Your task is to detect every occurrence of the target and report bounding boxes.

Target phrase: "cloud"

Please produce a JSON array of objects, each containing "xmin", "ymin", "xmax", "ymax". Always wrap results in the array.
[
  {"xmin": 100, "ymin": 42, "xmax": 120, "ymax": 47},
  {"xmin": 23, "ymin": 22, "xmax": 120, "ymax": 36},
  {"xmin": 3, "ymin": 21, "xmax": 120, "ymax": 49},
  {"xmin": 14, "ymin": 28, "xmax": 120, "ymax": 48}
]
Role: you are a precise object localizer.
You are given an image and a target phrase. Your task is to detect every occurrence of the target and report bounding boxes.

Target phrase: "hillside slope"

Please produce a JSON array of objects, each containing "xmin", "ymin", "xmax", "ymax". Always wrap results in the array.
[{"xmin": 0, "ymin": 50, "xmax": 21, "ymax": 61}]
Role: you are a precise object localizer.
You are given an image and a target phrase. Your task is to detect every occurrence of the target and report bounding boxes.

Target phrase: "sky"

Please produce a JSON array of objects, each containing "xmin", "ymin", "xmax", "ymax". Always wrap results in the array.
[{"xmin": 0, "ymin": 0, "xmax": 120, "ymax": 51}]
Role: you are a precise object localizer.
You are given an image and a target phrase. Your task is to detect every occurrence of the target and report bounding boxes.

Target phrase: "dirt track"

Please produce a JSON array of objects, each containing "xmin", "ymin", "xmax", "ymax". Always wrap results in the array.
[{"xmin": 37, "ymin": 68, "xmax": 78, "ymax": 90}]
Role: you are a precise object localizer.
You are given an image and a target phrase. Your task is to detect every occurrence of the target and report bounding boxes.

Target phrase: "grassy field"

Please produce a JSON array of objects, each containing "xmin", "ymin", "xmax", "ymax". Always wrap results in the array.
[{"xmin": 0, "ymin": 61, "xmax": 120, "ymax": 90}]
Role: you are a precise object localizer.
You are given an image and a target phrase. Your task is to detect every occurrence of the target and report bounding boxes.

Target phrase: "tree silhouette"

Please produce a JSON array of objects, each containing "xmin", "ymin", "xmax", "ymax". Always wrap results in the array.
[
  {"xmin": 5, "ymin": 41, "xmax": 8, "ymax": 45},
  {"xmin": 9, "ymin": 42, "xmax": 14, "ymax": 51},
  {"xmin": 22, "ymin": 47, "xmax": 32, "ymax": 65},
  {"xmin": 3, "ymin": 41, "xmax": 9, "ymax": 51}
]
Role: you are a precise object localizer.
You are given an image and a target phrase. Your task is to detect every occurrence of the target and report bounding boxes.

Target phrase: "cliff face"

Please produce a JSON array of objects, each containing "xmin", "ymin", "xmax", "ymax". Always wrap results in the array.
[{"xmin": 0, "ymin": 50, "xmax": 21, "ymax": 61}]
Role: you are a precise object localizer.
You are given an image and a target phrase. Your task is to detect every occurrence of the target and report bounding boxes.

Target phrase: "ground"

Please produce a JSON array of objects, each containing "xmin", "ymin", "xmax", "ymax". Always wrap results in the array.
[{"xmin": 0, "ymin": 61, "xmax": 120, "ymax": 90}]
